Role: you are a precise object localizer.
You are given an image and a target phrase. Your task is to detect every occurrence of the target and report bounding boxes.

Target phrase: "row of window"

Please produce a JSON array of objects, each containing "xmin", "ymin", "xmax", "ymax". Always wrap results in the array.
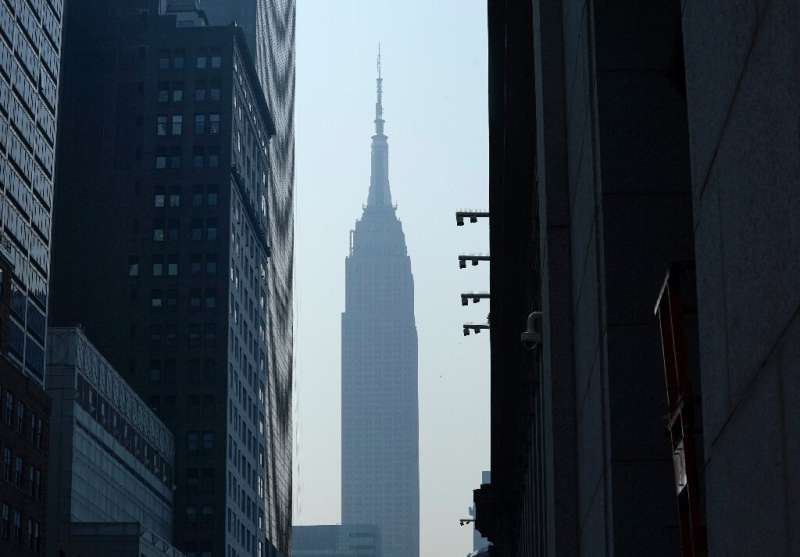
[
  {"xmin": 155, "ymin": 146, "xmax": 221, "ymax": 170},
  {"xmin": 130, "ymin": 254, "xmax": 219, "ymax": 278},
  {"xmin": 0, "ymin": 502, "xmax": 41, "ymax": 554},
  {"xmin": 151, "ymin": 218, "xmax": 218, "ymax": 242},
  {"xmin": 158, "ymin": 49, "xmax": 222, "ymax": 71},
  {"xmin": 150, "ymin": 289, "xmax": 217, "ymax": 310},
  {"xmin": 156, "ymin": 113, "xmax": 221, "ymax": 136},
  {"xmin": 153, "ymin": 185, "xmax": 219, "ymax": 209},
  {"xmin": 187, "ymin": 431, "xmax": 215, "ymax": 452},
  {"xmin": 1, "ymin": 389, "xmax": 44, "ymax": 450},
  {"xmin": 158, "ymin": 80, "xmax": 222, "ymax": 104},
  {"xmin": 0, "ymin": 445, "xmax": 43, "ymax": 503}
]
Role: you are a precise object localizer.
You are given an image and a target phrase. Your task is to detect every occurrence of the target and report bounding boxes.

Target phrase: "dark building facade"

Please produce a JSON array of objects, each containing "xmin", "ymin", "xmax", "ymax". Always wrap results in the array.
[
  {"xmin": 0, "ymin": 355, "xmax": 49, "ymax": 556},
  {"xmin": 476, "ymin": 1, "xmax": 799, "ymax": 557},
  {"xmin": 341, "ymin": 63, "xmax": 419, "ymax": 557},
  {"xmin": 291, "ymin": 525, "xmax": 381, "ymax": 557},
  {"xmin": 0, "ymin": 0, "xmax": 63, "ymax": 383},
  {"xmin": 46, "ymin": 327, "xmax": 179, "ymax": 556},
  {"xmin": 200, "ymin": 2, "xmax": 296, "ymax": 551},
  {"xmin": 50, "ymin": 3, "xmax": 286, "ymax": 556}
]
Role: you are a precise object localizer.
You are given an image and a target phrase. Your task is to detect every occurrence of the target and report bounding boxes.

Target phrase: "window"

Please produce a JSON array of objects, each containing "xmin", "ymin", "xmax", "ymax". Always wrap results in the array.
[
  {"xmin": 14, "ymin": 456, "xmax": 22, "ymax": 486},
  {"xmin": 207, "ymin": 218, "xmax": 218, "ymax": 241},
  {"xmin": 193, "ymin": 146, "xmax": 205, "ymax": 168},
  {"xmin": 128, "ymin": 257, "xmax": 139, "ymax": 277},
  {"xmin": 205, "ymin": 289, "xmax": 216, "ymax": 308},
  {"xmin": 209, "ymin": 113, "xmax": 220, "ymax": 135},
  {"xmin": 2, "ymin": 447, "xmax": 10, "ymax": 481},
  {"xmin": 208, "ymin": 146, "xmax": 220, "ymax": 168},
  {"xmin": 194, "ymin": 81, "xmax": 207, "ymax": 101},
  {"xmin": 193, "ymin": 185, "xmax": 204, "ymax": 207},
  {"xmin": 190, "ymin": 289, "xmax": 201, "ymax": 309},
  {"xmin": 158, "ymin": 82, "xmax": 170, "ymax": 102},
  {"xmin": 210, "ymin": 82, "xmax": 221, "ymax": 101},
  {"xmin": 173, "ymin": 50, "xmax": 185, "ymax": 69},
  {"xmin": 202, "ymin": 431, "xmax": 215, "ymax": 449},
  {"xmin": 15, "ymin": 402, "xmax": 23, "ymax": 433},
  {"xmin": 187, "ymin": 468, "xmax": 199, "ymax": 489},
  {"xmin": 168, "ymin": 219, "xmax": 180, "ymax": 241},
  {"xmin": 153, "ymin": 220, "xmax": 165, "ymax": 242},
  {"xmin": 152, "ymin": 256, "xmax": 164, "ymax": 276},
  {"xmin": 0, "ymin": 503, "xmax": 8, "ymax": 540},
  {"xmin": 187, "ymin": 505, "xmax": 198, "ymax": 523},
  {"xmin": 169, "ymin": 190, "xmax": 181, "ymax": 207},
  {"xmin": 187, "ymin": 432, "xmax": 199, "ymax": 451},
  {"xmin": 201, "ymin": 505, "xmax": 214, "ymax": 522},
  {"xmin": 12, "ymin": 510, "xmax": 20, "ymax": 543},
  {"xmin": 158, "ymin": 50, "xmax": 169, "ymax": 70},
  {"xmin": 206, "ymin": 256, "xmax": 217, "ymax": 275},
  {"xmin": 196, "ymin": 55, "xmax": 207, "ymax": 69},
  {"xmin": 155, "ymin": 149, "xmax": 167, "ymax": 169},
  {"xmin": 173, "ymin": 86, "xmax": 184, "ymax": 103},
  {"xmin": 156, "ymin": 115, "xmax": 168, "ymax": 136},
  {"xmin": 154, "ymin": 191, "xmax": 166, "ymax": 207},
  {"xmin": 149, "ymin": 361, "xmax": 161, "ymax": 382},
  {"xmin": 151, "ymin": 290, "xmax": 163, "ymax": 308},
  {"xmin": 191, "ymin": 254, "xmax": 202, "ymax": 275},
  {"xmin": 169, "ymin": 146, "xmax": 182, "ymax": 169},
  {"xmin": 210, "ymin": 50, "xmax": 222, "ymax": 68},
  {"xmin": 192, "ymin": 219, "xmax": 203, "ymax": 241},
  {"xmin": 194, "ymin": 113, "xmax": 206, "ymax": 135},
  {"xmin": 171, "ymin": 114, "xmax": 183, "ymax": 135},
  {"xmin": 207, "ymin": 185, "xmax": 218, "ymax": 206},
  {"xmin": 168, "ymin": 255, "xmax": 179, "ymax": 276},
  {"xmin": 166, "ymin": 290, "xmax": 178, "ymax": 310}
]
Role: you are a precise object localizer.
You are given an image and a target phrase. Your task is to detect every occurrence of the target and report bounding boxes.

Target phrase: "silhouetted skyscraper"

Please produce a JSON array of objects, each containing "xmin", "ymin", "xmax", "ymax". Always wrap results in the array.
[{"xmin": 341, "ymin": 54, "xmax": 419, "ymax": 557}]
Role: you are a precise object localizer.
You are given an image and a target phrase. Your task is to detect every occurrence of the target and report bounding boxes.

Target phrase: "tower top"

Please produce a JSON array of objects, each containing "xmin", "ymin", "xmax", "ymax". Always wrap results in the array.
[{"xmin": 375, "ymin": 44, "xmax": 384, "ymax": 136}]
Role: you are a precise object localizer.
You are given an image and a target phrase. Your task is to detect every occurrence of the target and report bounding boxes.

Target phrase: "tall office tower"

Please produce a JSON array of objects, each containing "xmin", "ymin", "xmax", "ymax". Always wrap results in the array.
[
  {"xmin": 50, "ymin": 3, "xmax": 285, "ymax": 556},
  {"xmin": 199, "ymin": 2, "xmax": 296, "ymax": 551},
  {"xmin": 341, "ymin": 58, "xmax": 419, "ymax": 557},
  {"xmin": 0, "ymin": 0, "xmax": 63, "ymax": 382}
]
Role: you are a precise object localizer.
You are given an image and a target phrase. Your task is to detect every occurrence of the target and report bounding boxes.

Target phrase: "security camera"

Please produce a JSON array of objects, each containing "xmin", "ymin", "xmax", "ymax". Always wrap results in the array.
[{"xmin": 520, "ymin": 311, "xmax": 542, "ymax": 351}]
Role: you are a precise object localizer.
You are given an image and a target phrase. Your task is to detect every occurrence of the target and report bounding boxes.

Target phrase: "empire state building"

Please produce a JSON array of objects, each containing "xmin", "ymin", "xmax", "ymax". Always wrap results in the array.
[{"xmin": 341, "ymin": 53, "xmax": 420, "ymax": 557}]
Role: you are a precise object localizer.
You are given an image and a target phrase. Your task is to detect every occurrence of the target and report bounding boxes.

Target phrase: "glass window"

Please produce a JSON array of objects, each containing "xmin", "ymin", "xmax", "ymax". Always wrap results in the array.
[
  {"xmin": 151, "ymin": 290, "xmax": 163, "ymax": 308},
  {"xmin": 153, "ymin": 220, "xmax": 165, "ymax": 242},
  {"xmin": 168, "ymin": 219, "xmax": 180, "ymax": 241},
  {"xmin": 167, "ymin": 256, "xmax": 178, "ymax": 276},
  {"xmin": 158, "ymin": 50, "xmax": 169, "ymax": 70},
  {"xmin": 154, "ymin": 192, "xmax": 166, "ymax": 207},
  {"xmin": 171, "ymin": 114, "xmax": 183, "ymax": 135},
  {"xmin": 191, "ymin": 219, "xmax": 203, "ymax": 241},
  {"xmin": 190, "ymin": 289, "xmax": 201, "ymax": 309},
  {"xmin": 210, "ymin": 83, "xmax": 221, "ymax": 101},
  {"xmin": 128, "ymin": 257, "xmax": 139, "ymax": 277},
  {"xmin": 196, "ymin": 55, "xmax": 207, "ymax": 69},
  {"xmin": 187, "ymin": 432, "xmax": 199, "ymax": 451},
  {"xmin": 152, "ymin": 256, "xmax": 164, "ymax": 276},
  {"xmin": 207, "ymin": 218, "xmax": 217, "ymax": 241},
  {"xmin": 173, "ymin": 88, "xmax": 184, "ymax": 103},
  {"xmin": 193, "ymin": 147, "xmax": 205, "ymax": 168},
  {"xmin": 207, "ymin": 185, "xmax": 218, "ymax": 206},
  {"xmin": 169, "ymin": 191, "xmax": 181, "ymax": 207},
  {"xmin": 195, "ymin": 114, "xmax": 206, "ymax": 135},
  {"xmin": 206, "ymin": 257, "xmax": 217, "ymax": 275},
  {"xmin": 166, "ymin": 290, "xmax": 178, "ymax": 309},
  {"xmin": 208, "ymin": 146, "xmax": 220, "ymax": 168},
  {"xmin": 173, "ymin": 50, "xmax": 185, "ymax": 69},
  {"xmin": 156, "ymin": 152, "xmax": 167, "ymax": 169},
  {"xmin": 169, "ymin": 147, "xmax": 181, "ymax": 168},
  {"xmin": 194, "ymin": 81, "xmax": 207, "ymax": 101},
  {"xmin": 193, "ymin": 185, "xmax": 204, "ymax": 207},
  {"xmin": 156, "ymin": 115, "xmax": 168, "ymax": 136},
  {"xmin": 210, "ymin": 51, "xmax": 221, "ymax": 68},
  {"xmin": 202, "ymin": 431, "xmax": 215, "ymax": 449},
  {"xmin": 205, "ymin": 289, "xmax": 216, "ymax": 308},
  {"xmin": 209, "ymin": 113, "xmax": 220, "ymax": 135},
  {"xmin": 158, "ymin": 82, "xmax": 169, "ymax": 102},
  {"xmin": 191, "ymin": 254, "xmax": 202, "ymax": 275}
]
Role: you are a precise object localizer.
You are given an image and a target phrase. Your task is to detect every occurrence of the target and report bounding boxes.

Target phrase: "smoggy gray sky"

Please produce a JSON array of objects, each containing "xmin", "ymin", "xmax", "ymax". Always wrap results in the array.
[{"xmin": 293, "ymin": 2, "xmax": 490, "ymax": 555}]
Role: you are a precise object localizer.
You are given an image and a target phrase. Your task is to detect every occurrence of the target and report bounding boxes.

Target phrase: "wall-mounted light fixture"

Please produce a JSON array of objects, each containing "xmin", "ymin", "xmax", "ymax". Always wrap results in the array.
[
  {"xmin": 455, "ymin": 210, "xmax": 490, "ymax": 226},
  {"xmin": 458, "ymin": 255, "xmax": 491, "ymax": 269},
  {"xmin": 460, "ymin": 293, "xmax": 490, "ymax": 306}
]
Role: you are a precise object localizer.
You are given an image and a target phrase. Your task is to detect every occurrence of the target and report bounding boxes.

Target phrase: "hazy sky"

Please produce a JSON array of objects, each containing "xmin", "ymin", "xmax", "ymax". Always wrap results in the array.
[{"xmin": 293, "ymin": 2, "xmax": 490, "ymax": 555}]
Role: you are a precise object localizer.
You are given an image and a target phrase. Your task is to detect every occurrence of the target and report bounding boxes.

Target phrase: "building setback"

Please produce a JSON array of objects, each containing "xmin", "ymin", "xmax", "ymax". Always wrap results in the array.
[
  {"xmin": 291, "ymin": 525, "xmax": 381, "ymax": 557},
  {"xmin": 193, "ymin": 1, "xmax": 296, "ymax": 551},
  {"xmin": 341, "ymin": 60, "xmax": 419, "ymax": 557},
  {"xmin": 475, "ymin": 2, "xmax": 800, "ymax": 557},
  {"xmin": 50, "ymin": 2, "xmax": 284, "ymax": 556},
  {"xmin": 46, "ymin": 327, "xmax": 179, "ymax": 556}
]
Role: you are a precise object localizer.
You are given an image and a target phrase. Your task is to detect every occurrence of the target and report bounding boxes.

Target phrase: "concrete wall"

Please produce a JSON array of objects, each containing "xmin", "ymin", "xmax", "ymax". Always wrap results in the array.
[{"xmin": 683, "ymin": 2, "xmax": 800, "ymax": 555}]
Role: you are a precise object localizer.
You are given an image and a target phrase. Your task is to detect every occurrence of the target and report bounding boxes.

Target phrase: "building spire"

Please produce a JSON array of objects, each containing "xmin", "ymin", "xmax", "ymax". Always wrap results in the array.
[
  {"xmin": 375, "ymin": 43, "xmax": 384, "ymax": 136},
  {"xmin": 367, "ymin": 44, "xmax": 392, "ymax": 208}
]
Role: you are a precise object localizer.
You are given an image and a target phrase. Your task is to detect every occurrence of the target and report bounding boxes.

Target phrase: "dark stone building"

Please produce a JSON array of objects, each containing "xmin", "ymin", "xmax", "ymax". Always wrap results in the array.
[
  {"xmin": 50, "ymin": 2, "xmax": 289, "ymax": 556},
  {"xmin": 341, "ymin": 62, "xmax": 419, "ymax": 557},
  {"xmin": 199, "ymin": 2, "xmax": 296, "ymax": 551},
  {"xmin": 476, "ymin": 1, "xmax": 799, "ymax": 557}
]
